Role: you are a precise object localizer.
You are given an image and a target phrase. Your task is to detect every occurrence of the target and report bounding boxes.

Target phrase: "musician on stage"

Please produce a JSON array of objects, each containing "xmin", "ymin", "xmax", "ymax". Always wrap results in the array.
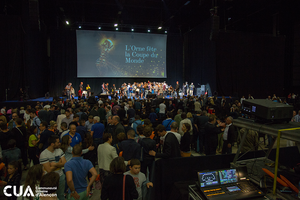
[
  {"xmin": 105, "ymin": 83, "xmax": 109, "ymax": 94},
  {"xmin": 189, "ymin": 82, "xmax": 195, "ymax": 96},
  {"xmin": 86, "ymin": 84, "xmax": 91, "ymax": 97},
  {"xmin": 185, "ymin": 82, "xmax": 189, "ymax": 96},
  {"xmin": 102, "ymin": 83, "xmax": 106, "ymax": 94},
  {"xmin": 175, "ymin": 81, "xmax": 180, "ymax": 97}
]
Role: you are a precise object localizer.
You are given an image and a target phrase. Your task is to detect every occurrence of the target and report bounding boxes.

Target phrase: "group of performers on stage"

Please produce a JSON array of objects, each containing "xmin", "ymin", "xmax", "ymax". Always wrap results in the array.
[{"xmin": 64, "ymin": 81, "xmax": 195, "ymax": 99}]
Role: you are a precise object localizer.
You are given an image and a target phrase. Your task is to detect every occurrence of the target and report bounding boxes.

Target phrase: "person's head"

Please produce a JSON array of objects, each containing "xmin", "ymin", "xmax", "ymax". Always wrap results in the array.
[
  {"xmin": 182, "ymin": 123, "xmax": 191, "ymax": 133},
  {"xmin": 129, "ymin": 159, "xmax": 141, "ymax": 175},
  {"xmin": 7, "ymin": 161, "xmax": 21, "ymax": 176},
  {"xmin": 155, "ymin": 124, "xmax": 167, "ymax": 137},
  {"xmin": 40, "ymin": 172, "xmax": 59, "ymax": 194},
  {"xmin": 49, "ymin": 120, "xmax": 57, "ymax": 130},
  {"xmin": 12, "ymin": 113, "xmax": 18, "ymax": 121},
  {"xmin": 167, "ymin": 112, "xmax": 173, "ymax": 119},
  {"xmin": 103, "ymin": 133, "xmax": 113, "ymax": 143},
  {"xmin": 112, "ymin": 116, "xmax": 120, "ymax": 125},
  {"xmin": 177, "ymin": 109, "xmax": 182, "ymax": 114},
  {"xmin": 0, "ymin": 122, "xmax": 7, "ymax": 131},
  {"xmin": 143, "ymin": 119, "xmax": 152, "ymax": 127},
  {"xmin": 29, "ymin": 125, "xmax": 37, "ymax": 135},
  {"xmin": 181, "ymin": 112, "xmax": 187, "ymax": 119},
  {"xmin": 61, "ymin": 122, "xmax": 67, "ymax": 131},
  {"xmin": 226, "ymin": 116, "xmax": 233, "ymax": 125},
  {"xmin": 127, "ymin": 129, "xmax": 135, "ymax": 139},
  {"xmin": 135, "ymin": 115, "xmax": 140, "ymax": 121},
  {"xmin": 39, "ymin": 121, "xmax": 48, "ymax": 132},
  {"xmin": 170, "ymin": 122, "xmax": 178, "ymax": 132},
  {"xmin": 87, "ymin": 115, "xmax": 93, "ymax": 123},
  {"xmin": 72, "ymin": 144, "xmax": 82, "ymax": 156},
  {"xmin": 93, "ymin": 116, "xmax": 100, "ymax": 124},
  {"xmin": 24, "ymin": 164, "xmax": 44, "ymax": 194},
  {"xmin": 69, "ymin": 124, "xmax": 77, "ymax": 135},
  {"xmin": 79, "ymin": 119, "xmax": 85, "ymax": 126},
  {"xmin": 73, "ymin": 114, "xmax": 79, "ymax": 122},
  {"xmin": 107, "ymin": 115, "xmax": 113, "ymax": 124},
  {"xmin": 65, "ymin": 110, "xmax": 71, "ymax": 118},
  {"xmin": 61, "ymin": 135, "xmax": 72, "ymax": 152},
  {"xmin": 187, "ymin": 112, "xmax": 193, "ymax": 119},
  {"xmin": 117, "ymin": 132, "xmax": 126, "ymax": 142},
  {"xmin": 202, "ymin": 111, "xmax": 207, "ymax": 116},
  {"xmin": 15, "ymin": 118, "xmax": 23, "ymax": 126},
  {"xmin": 123, "ymin": 118, "xmax": 129, "ymax": 125},
  {"xmin": 136, "ymin": 125, "xmax": 144, "ymax": 136},
  {"xmin": 110, "ymin": 157, "xmax": 126, "ymax": 174},
  {"xmin": 48, "ymin": 135, "xmax": 60, "ymax": 149},
  {"xmin": 293, "ymin": 110, "xmax": 296, "ymax": 116},
  {"xmin": 143, "ymin": 126, "xmax": 152, "ymax": 137},
  {"xmin": 208, "ymin": 114, "xmax": 217, "ymax": 124}
]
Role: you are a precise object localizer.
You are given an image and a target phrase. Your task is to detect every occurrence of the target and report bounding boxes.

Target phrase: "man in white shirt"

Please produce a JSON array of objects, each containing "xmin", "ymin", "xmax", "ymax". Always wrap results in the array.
[
  {"xmin": 162, "ymin": 122, "xmax": 181, "ymax": 144},
  {"xmin": 57, "ymin": 109, "xmax": 66, "ymax": 132},
  {"xmin": 1, "ymin": 106, "xmax": 6, "ymax": 115},
  {"xmin": 178, "ymin": 113, "xmax": 193, "ymax": 136},
  {"xmin": 159, "ymin": 100, "xmax": 166, "ymax": 119}
]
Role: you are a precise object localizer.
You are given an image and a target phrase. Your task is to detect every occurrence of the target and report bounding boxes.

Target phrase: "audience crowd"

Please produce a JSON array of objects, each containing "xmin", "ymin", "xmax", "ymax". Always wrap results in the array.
[{"xmin": 0, "ymin": 93, "xmax": 296, "ymax": 200}]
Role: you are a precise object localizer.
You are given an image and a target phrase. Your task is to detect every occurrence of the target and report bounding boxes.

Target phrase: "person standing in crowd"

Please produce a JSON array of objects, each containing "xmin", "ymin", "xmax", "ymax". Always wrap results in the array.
[
  {"xmin": 57, "ymin": 109, "xmax": 66, "ymax": 132},
  {"xmin": 101, "ymin": 157, "xmax": 138, "ymax": 200},
  {"xmin": 39, "ymin": 135, "xmax": 66, "ymax": 200},
  {"xmin": 149, "ymin": 124, "xmax": 181, "ymax": 159},
  {"xmin": 222, "ymin": 116, "xmax": 235, "ymax": 154},
  {"xmin": 65, "ymin": 124, "xmax": 82, "ymax": 147},
  {"xmin": 11, "ymin": 118, "xmax": 28, "ymax": 170},
  {"xmin": 162, "ymin": 112, "xmax": 175, "ymax": 131},
  {"xmin": 65, "ymin": 144, "xmax": 98, "ymax": 200},
  {"xmin": 112, "ymin": 116, "xmax": 125, "ymax": 145},
  {"xmin": 180, "ymin": 123, "xmax": 191, "ymax": 157},
  {"xmin": 38, "ymin": 121, "xmax": 55, "ymax": 151},
  {"xmin": 28, "ymin": 126, "xmax": 40, "ymax": 165},
  {"xmin": 97, "ymin": 133, "xmax": 128, "ymax": 185},
  {"xmin": 204, "ymin": 115, "xmax": 225, "ymax": 155},
  {"xmin": 62, "ymin": 109, "xmax": 73, "ymax": 128},
  {"xmin": 91, "ymin": 116, "xmax": 105, "ymax": 147}
]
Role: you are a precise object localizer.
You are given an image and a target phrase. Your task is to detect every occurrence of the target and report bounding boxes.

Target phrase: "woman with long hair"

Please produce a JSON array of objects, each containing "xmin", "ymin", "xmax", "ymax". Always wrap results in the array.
[
  {"xmin": 60, "ymin": 135, "xmax": 94, "ymax": 162},
  {"xmin": 23, "ymin": 164, "xmax": 44, "ymax": 200}
]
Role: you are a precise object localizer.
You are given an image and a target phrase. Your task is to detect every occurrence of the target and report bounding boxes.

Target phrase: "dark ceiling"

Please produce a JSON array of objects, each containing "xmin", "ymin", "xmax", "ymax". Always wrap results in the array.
[{"xmin": 1, "ymin": 0, "xmax": 299, "ymax": 35}]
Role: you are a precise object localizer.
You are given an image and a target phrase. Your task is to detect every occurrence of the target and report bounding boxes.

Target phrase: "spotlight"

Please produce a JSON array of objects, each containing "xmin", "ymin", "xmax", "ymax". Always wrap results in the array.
[
  {"xmin": 98, "ymin": 27, "xmax": 101, "ymax": 29},
  {"xmin": 165, "ymin": 31, "xmax": 167, "ymax": 34},
  {"xmin": 131, "ymin": 28, "xmax": 134, "ymax": 31},
  {"xmin": 66, "ymin": 21, "xmax": 69, "ymax": 25},
  {"xmin": 79, "ymin": 26, "xmax": 81, "ymax": 28},
  {"xmin": 114, "ymin": 24, "xmax": 118, "ymax": 27},
  {"xmin": 148, "ymin": 29, "xmax": 150, "ymax": 32},
  {"xmin": 158, "ymin": 26, "xmax": 162, "ymax": 29},
  {"xmin": 116, "ymin": 28, "xmax": 119, "ymax": 30}
]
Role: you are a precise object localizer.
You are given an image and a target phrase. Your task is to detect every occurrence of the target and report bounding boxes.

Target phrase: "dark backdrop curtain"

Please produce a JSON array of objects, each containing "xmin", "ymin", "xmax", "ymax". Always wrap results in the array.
[
  {"xmin": 183, "ymin": 19, "xmax": 217, "ymax": 92},
  {"xmin": 0, "ymin": 15, "xmax": 24, "ymax": 101},
  {"xmin": 215, "ymin": 32, "xmax": 285, "ymax": 98},
  {"xmin": 49, "ymin": 30, "xmax": 183, "ymax": 97}
]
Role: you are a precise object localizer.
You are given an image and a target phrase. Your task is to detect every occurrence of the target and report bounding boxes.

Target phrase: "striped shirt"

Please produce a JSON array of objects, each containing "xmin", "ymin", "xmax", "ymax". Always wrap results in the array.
[{"xmin": 39, "ymin": 148, "xmax": 65, "ymax": 176}]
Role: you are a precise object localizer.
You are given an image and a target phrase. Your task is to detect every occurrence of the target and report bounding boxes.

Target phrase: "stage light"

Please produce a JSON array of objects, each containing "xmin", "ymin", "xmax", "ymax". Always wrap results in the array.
[
  {"xmin": 116, "ymin": 28, "xmax": 119, "ymax": 30},
  {"xmin": 165, "ymin": 31, "xmax": 167, "ymax": 33},
  {"xmin": 114, "ymin": 24, "xmax": 118, "ymax": 27},
  {"xmin": 98, "ymin": 27, "xmax": 101, "ymax": 29},
  {"xmin": 131, "ymin": 28, "xmax": 134, "ymax": 31},
  {"xmin": 79, "ymin": 25, "xmax": 81, "ymax": 28},
  {"xmin": 158, "ymin": 26, "xmax": 162, "ymax": 29},
  {"xmin": 66, "ymin": 21, "xmax": 69, "ymax": 25},
  {"xmin": 148, "ymin": 29, "xmax": 150, "ymax": 32}
]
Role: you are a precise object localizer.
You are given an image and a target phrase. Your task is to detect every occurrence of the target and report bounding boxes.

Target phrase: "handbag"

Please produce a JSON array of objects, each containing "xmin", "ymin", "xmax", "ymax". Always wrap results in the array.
[
  {"xmin": 123, "ymin": 175, "xmax": 126, "ymax": 200},
  {"xmin": 94, "ymin": 174, "xmax": 102, "ymax": 190}
]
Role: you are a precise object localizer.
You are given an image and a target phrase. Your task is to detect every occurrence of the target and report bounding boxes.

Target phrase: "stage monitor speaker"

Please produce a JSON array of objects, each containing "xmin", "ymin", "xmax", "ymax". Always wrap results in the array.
[
  {"xmin": 147, "ymin": 94, "xmax": 156, "ymax": 99},
  {"xmin": 99, "ymin": 94, "xmax": 110, "ymax": 99},
  {"xmin": 242, "ymin": 99, "xmax": 293, "ymax": 121}
]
